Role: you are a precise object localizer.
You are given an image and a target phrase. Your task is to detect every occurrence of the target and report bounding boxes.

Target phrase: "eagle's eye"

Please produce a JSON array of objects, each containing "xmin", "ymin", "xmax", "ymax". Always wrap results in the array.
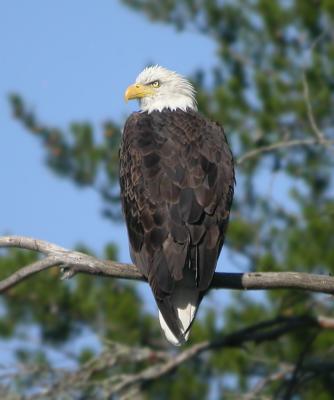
[{"xmin": 151, "ymin": 80, "xmax": 160, "ymax": 88}]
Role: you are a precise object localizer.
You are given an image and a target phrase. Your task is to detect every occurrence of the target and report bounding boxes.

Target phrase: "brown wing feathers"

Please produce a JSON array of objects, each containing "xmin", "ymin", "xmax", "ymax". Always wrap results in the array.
[{"xmin": 119, "ymin": 109, "xmax": 234, "ymax": 340}]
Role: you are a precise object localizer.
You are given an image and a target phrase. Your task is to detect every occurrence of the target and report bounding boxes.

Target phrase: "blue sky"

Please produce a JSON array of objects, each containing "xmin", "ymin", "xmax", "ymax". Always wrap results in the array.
[
  {"xmin": 0, "ymin": 1, "xmax": 217, "ymax": 261},
  {"xmin": 0, "ymin": 0, "xmax": 223, "ymax": 364}
]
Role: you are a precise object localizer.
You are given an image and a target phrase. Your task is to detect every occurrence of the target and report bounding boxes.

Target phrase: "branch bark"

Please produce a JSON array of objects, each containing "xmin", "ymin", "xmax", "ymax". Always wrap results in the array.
[{"xmin": 1, "ymin": 235, "xmax": 334, "ymax": 295}]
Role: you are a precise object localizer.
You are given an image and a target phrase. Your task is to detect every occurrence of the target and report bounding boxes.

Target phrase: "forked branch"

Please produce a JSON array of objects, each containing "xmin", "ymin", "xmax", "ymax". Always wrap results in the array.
[{"xmin": 1, "ymin": 235, "xmax": 334, "ymax": 295}]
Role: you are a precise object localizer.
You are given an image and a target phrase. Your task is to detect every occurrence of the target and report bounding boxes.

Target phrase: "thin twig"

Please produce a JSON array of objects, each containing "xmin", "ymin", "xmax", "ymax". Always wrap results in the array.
[
  {"xmin": 237, "ymin": 138, "xmax": 334, "ymax": 165},
  {"xmin": 0, "ymin": 256, "xmax": 60, "ymax": 292},
  {"xmin": 282, "ymin": 331, "xmax": 318, "ymax": 400},
  {"xmin": 302, "ymin": 72, "xmax": 326, "ymax": 142},
  {"xmin": 237, "ymin": 66, "xmax": 334, "ymax": 166},
  {"xmin": 243, "ymin": 364, "xmax": 294, "ymax": 400}
]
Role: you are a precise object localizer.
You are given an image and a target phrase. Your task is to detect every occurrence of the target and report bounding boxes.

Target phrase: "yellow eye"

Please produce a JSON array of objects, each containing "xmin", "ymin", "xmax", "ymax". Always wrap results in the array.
[{"xmin": 151, "ymin": 80, "xmax": 160, "ymax": 88}]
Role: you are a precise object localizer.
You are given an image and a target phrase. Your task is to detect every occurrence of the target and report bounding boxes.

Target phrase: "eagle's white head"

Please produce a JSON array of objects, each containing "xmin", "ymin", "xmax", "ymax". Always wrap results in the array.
[{"xmin": 124, "ymin": 65, "xmax": 197, "ymax": 113}]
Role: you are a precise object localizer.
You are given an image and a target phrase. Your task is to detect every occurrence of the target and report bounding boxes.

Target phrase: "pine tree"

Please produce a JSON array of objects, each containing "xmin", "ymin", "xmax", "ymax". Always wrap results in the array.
[{"xmin": 1, "ymin": 1, "xmax": 334, "ymax": 398}]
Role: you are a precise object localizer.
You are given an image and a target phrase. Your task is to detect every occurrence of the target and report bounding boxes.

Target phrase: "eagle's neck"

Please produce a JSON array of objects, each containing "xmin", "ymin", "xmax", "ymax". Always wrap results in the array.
[{"xmin": 140, "ymin": 94, "xmax": 197, "ymax": 114}]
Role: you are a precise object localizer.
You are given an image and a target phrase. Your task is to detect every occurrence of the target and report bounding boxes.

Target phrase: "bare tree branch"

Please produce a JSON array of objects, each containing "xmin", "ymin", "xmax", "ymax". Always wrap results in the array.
[
  {"xmin": 237, "ymin": 137, "xmax": 334, "ymax": 165},
  {"xmin": 23, "ymin": 314, "xmax": 334, "ymax": 399},
  {"xmin": 0, "ymin": 235, "xmax": 143, "ymax": 290},
  {"xmin": 1, "ymin": 235, "xmax": 334, "ymax": 295}
]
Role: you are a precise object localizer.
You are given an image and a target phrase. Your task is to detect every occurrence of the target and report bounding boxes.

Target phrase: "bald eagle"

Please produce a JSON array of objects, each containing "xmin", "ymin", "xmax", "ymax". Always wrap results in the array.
[{"xmin": 120, "ymin": 66, "xmax": 234, "ymax": 345}]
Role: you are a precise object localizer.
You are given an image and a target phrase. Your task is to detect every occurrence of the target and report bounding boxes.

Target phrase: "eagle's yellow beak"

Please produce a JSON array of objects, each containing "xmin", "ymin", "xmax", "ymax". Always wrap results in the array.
[{"xmin": 124, "ymin": 83, "xmax": 154, "ymax": 102}]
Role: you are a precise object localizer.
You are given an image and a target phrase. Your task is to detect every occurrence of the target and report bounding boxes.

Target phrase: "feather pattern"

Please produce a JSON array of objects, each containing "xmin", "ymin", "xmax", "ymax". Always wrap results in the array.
[{"xmin": 119, "ymin": 108, "xmax": 234, "ymax": 344}]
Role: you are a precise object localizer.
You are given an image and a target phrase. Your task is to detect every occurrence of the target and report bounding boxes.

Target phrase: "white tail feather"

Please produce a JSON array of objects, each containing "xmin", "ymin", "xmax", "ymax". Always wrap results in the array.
[{"xmin": 158, "ymin": 287, "xmax": 199, "ymax": 346}]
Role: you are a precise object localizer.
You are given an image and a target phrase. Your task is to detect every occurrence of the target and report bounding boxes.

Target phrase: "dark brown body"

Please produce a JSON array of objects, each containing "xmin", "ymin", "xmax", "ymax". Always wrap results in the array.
[{"xmin": 119, "ymin": 109, "xmax": 234, "ymax": 342}]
